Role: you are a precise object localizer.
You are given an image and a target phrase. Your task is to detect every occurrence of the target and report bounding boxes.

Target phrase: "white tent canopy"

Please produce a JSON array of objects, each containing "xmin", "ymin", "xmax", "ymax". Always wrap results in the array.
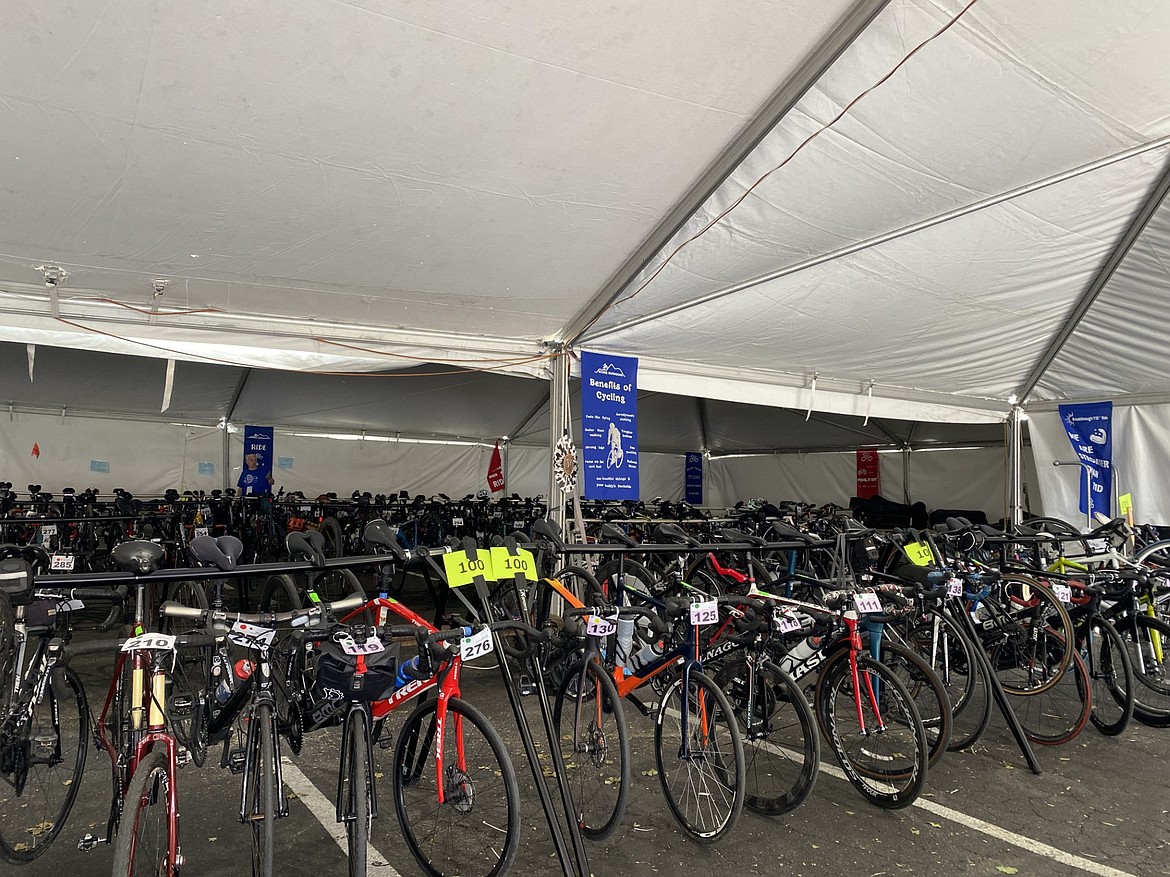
[{"xmin": 3, "ymin": 1, "xmax": 1170, "ymax": 517}]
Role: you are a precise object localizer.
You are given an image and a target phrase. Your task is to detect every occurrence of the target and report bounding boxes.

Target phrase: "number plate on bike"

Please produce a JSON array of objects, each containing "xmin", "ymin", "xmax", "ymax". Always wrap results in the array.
[
  {"xmin": 585, "ymin": 615, "xmax": 616, "ymax": 637},
  {"xmin": 121, "ymin": 633, "xmax": 177, "ymax": 652},
  {"xmin": 853, "ymin": 592, "xmax": 883, "ymax": 614},
  {"xmin": 337, "ymin": 634, "xmax": 386, "ymax": 656},
  {"xmin": 947, "ymin": 577, "xmax": 963, "ymax": 597},
  {"xmin": 194, "ymin": 526, "xmax": 210, "ymax": 538},
  {"xmin": 777, "ymin": 611, "xmax": 801, "ymax": 633},
  {"xmin": 460, "ymin": 627, "xmax": 494, "ymax": 660},
  {"xmin": 40, "ymin": 524, "xmax": 57, "ymax": 538},
  {"xmin": 1053, "ymin": 584, "xmax": 1072, "ymax": 603},
  {"xmin": 452, "ymin": 516, "xmax": 464, "ymax": 527},
  {"xmin": 229, "ymin": 621, "xmax": 276, "ymax": 648},
  {"xmin": 50, "ymin": 554, "xmax": 75, "ymax": 571},
  {"xmin": 690, "ymin": 600, "xmax": 718, "ymax": 626}
]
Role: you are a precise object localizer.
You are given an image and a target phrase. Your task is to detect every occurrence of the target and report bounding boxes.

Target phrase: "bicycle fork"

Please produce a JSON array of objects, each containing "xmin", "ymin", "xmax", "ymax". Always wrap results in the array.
[{"xmin": 845, "ymin": 613, "xmax": 884, "ymax": 735}]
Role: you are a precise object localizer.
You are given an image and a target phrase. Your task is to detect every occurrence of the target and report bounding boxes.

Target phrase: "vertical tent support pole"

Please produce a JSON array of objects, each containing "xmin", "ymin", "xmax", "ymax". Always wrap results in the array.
[
  {"xmin": 548, "ymin": 348, "xmax": 570, "ymax": 534},
  {"xmin": 222, "ymin": 422, "xmax": 230, "ymax": 492},
  {"xmin": 1008, "ymin": 406, "xmax": 1024, "ymax": 527}
]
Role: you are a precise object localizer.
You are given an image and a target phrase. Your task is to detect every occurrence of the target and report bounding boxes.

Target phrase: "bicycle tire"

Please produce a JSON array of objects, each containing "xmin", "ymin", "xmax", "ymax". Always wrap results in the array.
[
  {"xmin": 0, "ymin": 666, "xmax": 88, "ymax": 863},
  {"xmin": 712, "ymin": 658, "xmax": 819, "ymax": 817},
  {"xmin": 814, "ymin": 653, "xmax": 928, "ymax": 810},
  {"xmin": 111, "ymin": 749, "xmax": 175, "ymax": 876},
  {"xmin": 163, "ymin": 581, "xmax": 212, "ymax": 767},
  {"xmin": 853, "ymin": 638, "xmax": 951, "ymax": 768},
  {"xmin": 258, "ymin": 574, "xmax": 301, "ymax": 612},
  {"xmin": 246, "ymin": 703, "xmax": 277, "ymax": 877},
  {"xmin": 1083, "ymin": 613, "xmax": 1134, "ymax": 736},
  {"xmin": 1009, "ymin": 649, "xmax": 1091, "ymax": 745},
  {"xmin": 320, "ymin": 517, "xmax": 345, "ymax": 559},
  {"xmin": 985, "ymin": 575, "xmax": 1074, "ymax": 695},
  {"xmin": 595, "ymin": 558, "xmax": 658, "ymax": 601},
  {"xmin": 552, "ymin": 658, "xmax": 631, "ymax": 840},
  {"xmin": 0, "ymin": 592, "xmax": 14, "ymax": 714},
  {"xmin": 653, "ymin": 668, "xmax": 746, "ymax": 844},
  {"xmin": 343, "ymin": 711, "xmax": 371, "ymax": 877},
  {"xmin": 903, "ymin": 611, "xmax": 990, "ymax": 751},
  {"xmin": 1118, "ymin": 613, "xmax": 1170, "ymax": 727},
  {"xmin": 388, "ymin": 696, "xmax": 520, "ymax": 877}
]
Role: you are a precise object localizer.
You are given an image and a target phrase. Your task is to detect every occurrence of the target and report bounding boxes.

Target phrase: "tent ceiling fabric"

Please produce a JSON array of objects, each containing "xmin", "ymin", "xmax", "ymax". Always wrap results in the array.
[{"xmin": 1, "ymin": 0, "xmax": 1169, "ymax": 431}]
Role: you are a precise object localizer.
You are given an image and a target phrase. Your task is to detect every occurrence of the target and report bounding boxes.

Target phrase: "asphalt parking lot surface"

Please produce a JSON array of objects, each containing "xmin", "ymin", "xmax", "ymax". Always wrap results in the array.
[{"xmin": 8, "ymin": 574, "xmax": 1169, "ymax": 877}]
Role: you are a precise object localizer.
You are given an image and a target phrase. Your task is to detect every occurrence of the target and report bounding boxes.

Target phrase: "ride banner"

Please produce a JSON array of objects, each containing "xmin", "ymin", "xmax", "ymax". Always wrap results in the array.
[
  {"xmin": 239, "ymin": 425, "xmax": 274, "ymax": 495},
  {"xmin": 685, "ymin": 452, "xmax": 703, "ymax": 505},
  {"xmin": 856, "ymin": 448, "xmax": 880, "ymax": 499},
  {"xmin": 581, "ymin": 351, "xmax": 638, "ymax": 500},
  {"xmin": 1058, "ymin": 401, "xmax": 1113, "ymax": 516}
]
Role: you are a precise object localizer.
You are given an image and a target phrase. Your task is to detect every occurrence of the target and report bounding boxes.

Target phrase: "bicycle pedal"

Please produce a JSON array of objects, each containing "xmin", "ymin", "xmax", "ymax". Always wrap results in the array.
[
  {"xmin": 78, "ymin": 832, "xmax": 108, "ymax": 852},
  {"xmin": 169, "ymin": 694, "xmax": 195, "ymax": 717},
  {"xmin": 227, "ymin": 749, "xmax": 247, "ymax": 774},
  {"xmin": 176, "ymin": 748, "xmax": 192, "ymax": 768},
  {"xmin": 518, "ymin": 674, "xmax": 535, "ymax": 696}
]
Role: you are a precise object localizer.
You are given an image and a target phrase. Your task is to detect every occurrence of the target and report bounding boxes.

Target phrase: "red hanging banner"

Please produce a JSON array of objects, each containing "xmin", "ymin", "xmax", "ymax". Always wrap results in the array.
[
  {"xmin": 856, "ymin": 448, "xmax": 880, "ymax": 499},
  {"xmin": 487, "ymin": 442, "xmax": 505, "ymax": 493}
]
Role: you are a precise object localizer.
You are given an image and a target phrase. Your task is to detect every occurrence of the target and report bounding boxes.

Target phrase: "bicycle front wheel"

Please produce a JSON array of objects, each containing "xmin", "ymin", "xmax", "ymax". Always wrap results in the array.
[
  {"xmin": 712, "ymin": 658, "xmax": 819, "ymax": 817},
  {"xmin": 653, "ymin": 668, "xmax": 745, "ymax": 844},
  {"xmin": 388, "ymin": 696, "xmax": 520, "ymax": 877},
  {"xmin": 245, "ymin": 703, "xmax": 277, "ymax": 877},
  {"xmin": 1084, "ymin": 614, "xmax": 1134, "ymax": 736},
  {"xmin": 0, "ymin": 666, "xmax": 88, "ymax": 863},
  {"xmin": 111, "ymin": 750, "xmax": 175, "ymax": 876},
  {"xmin": 814, "ymin": 653, "xmax": 928, "ymax": 810},
  {"xmin": 1119, "ymin": 613, "xmax": 1170, "ymax": 727},
  {"xmin": 553, "ymin": 658, "xmax": 631, "ymax": 839},
  {"xmin": 342, "ymin": 712, "xmax": 371, "ymax": 877},
  {"xmin": 1009, "ymin": 649, "xmax": 1091, "ymax": 745}
]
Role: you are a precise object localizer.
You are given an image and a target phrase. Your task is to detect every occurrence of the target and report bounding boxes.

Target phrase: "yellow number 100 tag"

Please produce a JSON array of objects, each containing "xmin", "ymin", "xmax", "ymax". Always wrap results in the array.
[
  {"xmin": 442, "ymin": 550, "xmax": 497, "ymax": 588},
  {"xmin": 903, "ymin": 541, "xmax": 934, "ymax": 567},
  {"xmin": 490, "ymin": 547, "xmax": 536, "ymax": 582}
]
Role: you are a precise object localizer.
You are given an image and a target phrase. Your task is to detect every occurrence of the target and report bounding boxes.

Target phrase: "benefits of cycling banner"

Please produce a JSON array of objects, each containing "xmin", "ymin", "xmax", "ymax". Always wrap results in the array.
[
  {"xmin": 1058, "ymin": 400, "xmax": 1113, "ymax": 516},
  {"xmin": 581, "ymin": 351, "xmax": 639, "ymax": 500}
]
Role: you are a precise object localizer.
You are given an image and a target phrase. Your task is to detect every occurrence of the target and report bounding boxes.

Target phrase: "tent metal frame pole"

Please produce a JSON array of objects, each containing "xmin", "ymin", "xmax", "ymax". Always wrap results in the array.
[
  {"xmin": 559, "ymin": 0, "xmax": 892, "ymax": 345},
  {"xmin": 1007, "ymin": 406, "xmax": 1024, "ymax": 526},
  {"xmin": 1015, "ymin": 150, "xmax": 1170, "ymax": 403},
  {"xmin": 548, "ymin": 350, "xmax": 570, "ymax": 532},
  {"xmin": 696, "ymin": 397, "xmax": 711, "ymax": 453},
  {"xmin": 510, "ymin": 392, "xmax": 552, "ymax": 443},
  {"xmin": 582, "ymin": 136, "xmax": 1170, "ymax": 345}
]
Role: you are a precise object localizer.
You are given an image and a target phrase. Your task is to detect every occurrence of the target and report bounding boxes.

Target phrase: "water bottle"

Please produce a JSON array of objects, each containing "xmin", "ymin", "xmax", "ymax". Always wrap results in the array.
[
  {"xmin": 627, "ymin": 641, "xmax": 661, "ymax": 673},
  {"xmin": 614, "ymin": 618, "xmax": 635, "ymax": 669},
  {"xmin": 396, "ymin": 656, "xmax": 421, "ymax": 688},
  {"xmin": 785, "ymin": 635, "xmax": 823, "ymax": 665}
]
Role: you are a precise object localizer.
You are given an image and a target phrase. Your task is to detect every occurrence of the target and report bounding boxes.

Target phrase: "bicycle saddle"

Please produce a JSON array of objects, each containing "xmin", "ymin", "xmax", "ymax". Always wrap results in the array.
[
  {"xmin": 287, "ymin": 530, "xmax": 326, "ymax": 567},
  {"xmin": 189, "ymin": 535, "xmax": 243, "ymax": 571},
  {"xmin": 600, "ymin": 523, "xmax": 639, "ymax": 547},
  {"xmin": 768, "ymin": 519, "xmax": 819, "ymax": 544},
  {"xmin": 717, "ymin": 527, "xmax": 767, "ymax": 547},
  {"xmin": 0, "ymin": 557, "xmax": 36, "ymax": 606},
  {"xmin": 363, "ymin": 520, "xmax": 405, "ymax": 560},
  {"xmin": 653, "ymin": 522, "xmax": 700, "ymax": 547},
  {"xmin": 533, "ymin": 517, "xmax": 566, "ymax": 551},
  {"xmin": 112, "ymin": 540, "xmax": 165, "ymax": 575}
]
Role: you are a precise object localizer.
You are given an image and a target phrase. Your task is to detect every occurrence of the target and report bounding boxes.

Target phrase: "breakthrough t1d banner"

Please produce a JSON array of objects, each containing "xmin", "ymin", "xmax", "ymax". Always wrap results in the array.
[{"xmin": 581, "ymin": 351, "xmax": 639, "ymax": 500}]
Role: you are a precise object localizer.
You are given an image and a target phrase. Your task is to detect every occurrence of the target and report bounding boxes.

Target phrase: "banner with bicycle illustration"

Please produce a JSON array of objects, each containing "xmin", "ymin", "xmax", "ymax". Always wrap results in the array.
[
  {"xmin": 1058, "ymin": 401, "xmax": 1113, "ymax": 517},
  {"xmin": 581, "ymin": 351, "xmax": 639, "ymax": 500}
]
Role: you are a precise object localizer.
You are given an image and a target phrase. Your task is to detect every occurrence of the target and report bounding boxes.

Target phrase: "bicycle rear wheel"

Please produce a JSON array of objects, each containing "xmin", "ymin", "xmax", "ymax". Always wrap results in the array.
[
  {"xmin": 0, "ymin": 666, "xmax": 88, "ymax": 863},
  {"xmin": 111, "ymin": 750, "xmax": 175, "ymax": 877},
  {"xmin": 258, "ymin": 575, "xmax": 301, "ymax": 612},
  {"xmin": 814, "ymin": 653, "xmax": 927, "ymax": 810},
  {"xmin": 903, "ymin": 611, "xmax": 990, "ymax": 750},
  {"xmin": 388, "ymin": 696, "xmax": 519, "ymax": 877},
  {"xmin": 654, "ymin": 668, "xmax": 745, "ymax": 843},
  {"xmin": 553, "ymin": 658, "xmax": 630, "ymax": 839},
  {"xmin": 712, "ymin": 657, "xmax": 819, "ymax": 816}
]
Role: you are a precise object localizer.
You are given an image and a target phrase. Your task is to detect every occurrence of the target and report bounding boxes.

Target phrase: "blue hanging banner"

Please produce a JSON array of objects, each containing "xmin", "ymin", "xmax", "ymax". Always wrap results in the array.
[
  {"xmin": 1058, "ymin": 401, "xmax": 1113, "ymax": 517},
  {"xmin": 239, "ymin": 425, "xmax": 275, "ymax": 495},
  {"xmin": 684, "ymin": 452, "xmax": 703, "ymax": 505},
  {"xmin": 581, "ymin": 352, "xmax": 638, "ymax": 500}
]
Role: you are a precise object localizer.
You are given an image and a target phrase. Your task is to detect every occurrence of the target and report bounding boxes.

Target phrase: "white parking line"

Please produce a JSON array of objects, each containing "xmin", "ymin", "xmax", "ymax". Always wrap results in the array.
[{"xmin": 281, "ymin": 758, "xmax": 400, "ymax": 875}]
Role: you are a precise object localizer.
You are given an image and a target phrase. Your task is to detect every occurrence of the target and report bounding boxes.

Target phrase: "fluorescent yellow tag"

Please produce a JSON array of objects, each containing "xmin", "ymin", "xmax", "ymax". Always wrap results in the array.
[
  {"xmin": 442, "ymin": 550, "xmax": 495, "ymax": 588},
  {"xmin": 491, "ymin": 547, "xmax": 537, "ymax": 582},
  {"xmin": 903, "ymin": 541, "xmax": 934, "ymax": 567},
  {"xmin": 1119, "ymin": 493, "xmax": 1132, "ymax": 515}
]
